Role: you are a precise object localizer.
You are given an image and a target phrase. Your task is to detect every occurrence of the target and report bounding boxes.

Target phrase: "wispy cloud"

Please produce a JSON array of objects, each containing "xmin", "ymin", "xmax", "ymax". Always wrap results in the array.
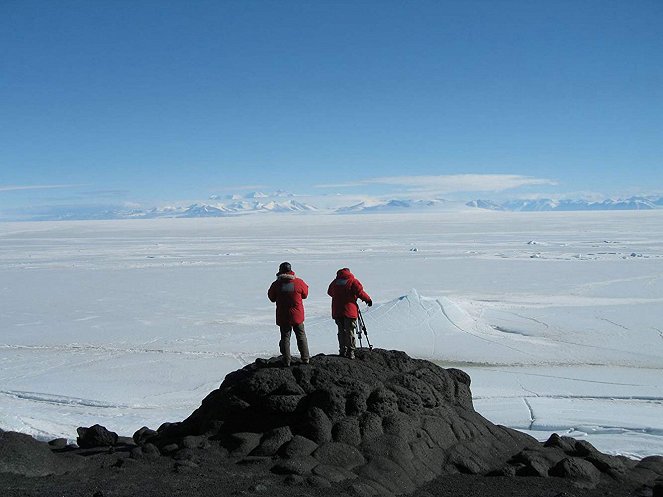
[
  {"xmin": 0, "ymin": 184, "xmax": 81, "ymax": 193},
  {"xmin": 316, "ymin": 174, "xmax": 557, "ymax": 193}
]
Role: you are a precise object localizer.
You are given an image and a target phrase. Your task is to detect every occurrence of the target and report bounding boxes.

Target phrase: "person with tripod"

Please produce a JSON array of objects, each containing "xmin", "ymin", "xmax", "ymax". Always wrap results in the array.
[
  {"xmin": 327, "ymin": 267, "xmax": 372, "ymax": 359},
  {"xmin": 268, "ymin": 262, "xmax": 310, "ymax": 366}
]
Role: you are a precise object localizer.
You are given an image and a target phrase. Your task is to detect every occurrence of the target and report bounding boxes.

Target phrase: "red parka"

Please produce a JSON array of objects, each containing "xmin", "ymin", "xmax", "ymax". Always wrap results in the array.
[
  {"xmin": 327, "ymin": 268, "xmax": 371, "ymax": 319},
  {"xmin": 268, "ymin": 272, "xmax": 308, "ymax": 326}
]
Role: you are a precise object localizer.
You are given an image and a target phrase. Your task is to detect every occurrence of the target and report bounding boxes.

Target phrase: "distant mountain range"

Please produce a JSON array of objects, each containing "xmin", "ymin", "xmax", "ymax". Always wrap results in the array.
[
  {"xmin": 131, "ymin": 199, "xmax": 318, "ymax": 219},
  {"xmin": 336, "ymin": 199, "xmax": 462, "ymax": 213},
  {"xmin": 466, "ymin": 196, "xmax": 663, "ymax": 212},
  {"xmin": 6, "ymin": 193, "xmax": 663, "ymax": 221}
]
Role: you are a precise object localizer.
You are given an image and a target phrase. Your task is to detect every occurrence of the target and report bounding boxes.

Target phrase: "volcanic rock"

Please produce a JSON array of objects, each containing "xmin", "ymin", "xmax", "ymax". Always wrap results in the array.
[
  {"xmin": 3, "ymin": 349, "xmax": 663, "ymax": 497},
  {"xmin": 152, "ymin": 349, "xmax": 537, "ymax": 493},
  {"xmin": 76, "ymin": 424, "xmax": 119, "ymax": 449},
  {"xmin": 0, "ymin": 430, "xmax": 81, "ymax": 477}
]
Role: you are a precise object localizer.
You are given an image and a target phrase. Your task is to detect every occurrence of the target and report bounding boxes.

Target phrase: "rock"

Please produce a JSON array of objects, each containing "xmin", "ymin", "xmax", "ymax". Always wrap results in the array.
[
  {"xmin": 543, "ymin": 433, "xmax": 577, "ymax": 453},
  {"xmin": 0, "ymin": 431, "xmax": 81, "ymax": 477},
  {"xmin": 297, "ymin": 407, "xmax": 332, "ymax": 444},
  {"xmin": 76, "ymin": 424, "xmax": 119, "ymax": 449},
  {"xmin": 421, "ymin": 415, "xmax": 457, "ymax": 449},
  {"xmin": 142, "ymin": 350, "xmax": 579, "ymax": 493},
  {"xmin": 332, "ymin": 417, "xmax": 361, "ymax": 445},
  {"xmin": 512, "ymin": 446, "xmax": 566, "ymax": 477},
  {"xmin": 156, "ymin": 421, "xmax": 185, "ymax": 438},
  {"xmin": 251, "ymin": 426, "xmax": 293, "ymax": 456},
  {"xmin": 173, "ymin": 448, "xmax": 196, "ymax": 461},
  {"xmin": 306, "ymin": 475, "xmax": 332, "ymax": 488},
  {"xmin": 358, "ymin": 456, "xmax": 417, "ymax": 494},
  {"xmin": 653, "ymin": 478, "xmax": 663, "ymax": 497},
  {"xmin": 180, "ymin": 435, "xmax": 208, "ymax": 449},
  {"xmin": 366, "ymin": 386, "xmax": 399, "ymax": 416},
  {"xmin": 312, "ymin": 463, "xmax": 358, "ymax": 482},
  {"xmin": 160, "ymin": 443, "xmax": 179, "ymax": 455},
  {"xmin": 351, "ymin": 480, "xmax": 396, "ymax": 497},
  {"xmin": 116, "ymin": 436, "xmax": 135, "ymax": 446},
  {"xmin": 283, "ymin": 474, "xmax": 305, "ymax": 486},
  {"xmin": 174, "ymin": 459, "xmax": 198, "ymax": 473},
  {"xmin": 633, "ymin": 456, "xmax": 663, "ymax": 484},
  {"xmin": 307, "ymin": 387, "xmax": 347, "ymax": 421},
  {"xmin": 249, "ymin": 482, "xmax": 269, "ymax": 492},
  {"xmin": 237, "ymin": 456, "xmax": 272, "ymax": 466},
  {"xmin": 312, "ymin": 442, "xmax": 366, "ymax": 469},
  {"xmin": 359, "ymin": 412, "xmax": 384, "ymax": 441},
  {"xmin": 129, "ymin": 447, "xmax": 144, "ymax": 460},
  {"xmin": 141, "ymin": 443, "xmax": 161, "ymax": 459},
  {"xmin": 278, "ymin": 435, "xmax": 318, "ymax": 459},
  {"xmin": 487, "ymin": 463, "xmax": 522, "ymax": 477},
  {"xmin": 639, "ymin": 456, "xmax": 663, "ymax": 476},
  {"xmin": 550, "ymin": 457, "xmax": 602, "ymax": 488},
  {"xmin": 271, "ymin": 456, "xmax": 318, "ymax": 475},
  {"xmin": 573, "ymin": 439, "xmax": 601, "ymax": 457},
  {"xmin": 223, "ymin": 432, "xmax": 262, "ymax": 456},
  {"xmin": 585, "ymin": 451, "xmax": 628, "ymax": 478},
  {"xmin": 446, "ymin": 443, "xmax": 492, "ymax": 475},
  {"xmin": 47, "ymin": 438, "xmax": 68, "ymax": 449},
  {"xmin": 133, "ymin": 426, "xmax": 158, "ymax": 445}
]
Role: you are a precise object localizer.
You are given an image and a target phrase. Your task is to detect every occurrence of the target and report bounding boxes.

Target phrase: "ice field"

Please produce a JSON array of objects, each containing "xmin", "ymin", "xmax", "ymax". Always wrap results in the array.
[{"xmin": 1, "ymin": 211, "xmax": 662, "ymax": 458}]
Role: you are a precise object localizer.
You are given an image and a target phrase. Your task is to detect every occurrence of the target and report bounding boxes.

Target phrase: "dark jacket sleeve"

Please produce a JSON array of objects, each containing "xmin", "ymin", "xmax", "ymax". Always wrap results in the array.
[{"xmin": 327, "ymin": 281, "xmax": 335, "ymax": 297}]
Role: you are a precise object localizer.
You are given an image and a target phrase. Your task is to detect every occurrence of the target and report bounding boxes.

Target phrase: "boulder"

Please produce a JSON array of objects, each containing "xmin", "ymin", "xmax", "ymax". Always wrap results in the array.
[
  {"xmin": 550, "ymin": 457, "xmax": 602, "ymax": 489},
  {"xmin": 251, "ymin": 426, "xmax": 293, "ymax": 456},
  {"xmin": 133, "ymin": 426, "xmax": 158, "ymax": 445},
  {"xmin": 76, "ymin": 424, "xmax": 118, "ymax": 449},
  {"xmin": 312, "ymin": 442, "xmax": 366, "ymax": 469},
  {"xmin": 278, "ymin": 435, "xmax": 318, "ymax": 459}
]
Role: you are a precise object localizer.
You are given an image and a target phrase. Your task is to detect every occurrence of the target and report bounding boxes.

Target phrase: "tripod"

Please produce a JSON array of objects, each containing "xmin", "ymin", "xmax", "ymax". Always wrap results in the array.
[{"xmin": 357, "ymin": 308, "xmax": 373, "ymax": 350}]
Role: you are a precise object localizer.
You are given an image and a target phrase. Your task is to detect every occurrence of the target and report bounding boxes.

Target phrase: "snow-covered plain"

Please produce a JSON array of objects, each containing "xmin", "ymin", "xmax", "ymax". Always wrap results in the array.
[{"xmin": 1, "ymin": 211, "xmax": 662, "ymax": 458}]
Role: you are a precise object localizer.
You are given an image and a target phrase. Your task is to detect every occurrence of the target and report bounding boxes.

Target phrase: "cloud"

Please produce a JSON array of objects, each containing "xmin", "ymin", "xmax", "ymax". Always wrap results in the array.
[
  {"xmin": 0, "ymin": 184, "xmax": 80, "ymax": 193},
  {"xmin": 316, "ymin": 174, "xmax": 557, "ymax": 193}
]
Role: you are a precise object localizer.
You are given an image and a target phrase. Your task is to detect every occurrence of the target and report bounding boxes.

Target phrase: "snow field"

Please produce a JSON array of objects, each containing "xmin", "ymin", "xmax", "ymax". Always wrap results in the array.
[{"xmin": 0, "ymin": 211, "xmax": 662, "ymax": 457}]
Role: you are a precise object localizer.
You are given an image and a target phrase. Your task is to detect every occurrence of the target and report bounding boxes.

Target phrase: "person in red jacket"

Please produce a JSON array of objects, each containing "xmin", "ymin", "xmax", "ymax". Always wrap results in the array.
[
  {"xmin": 268, "ymin": 262, "xmax": 310, "ymax": 366},
  {"xmin": 327, "ymin": 267, "xmax": 372, "ymax": 359}
]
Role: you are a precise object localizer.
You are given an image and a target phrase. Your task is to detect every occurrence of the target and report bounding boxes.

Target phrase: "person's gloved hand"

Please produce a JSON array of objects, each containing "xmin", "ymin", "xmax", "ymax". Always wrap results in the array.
[{"xmin": 367, "ymin": 300, "xmax": 373, "ymax": 307}]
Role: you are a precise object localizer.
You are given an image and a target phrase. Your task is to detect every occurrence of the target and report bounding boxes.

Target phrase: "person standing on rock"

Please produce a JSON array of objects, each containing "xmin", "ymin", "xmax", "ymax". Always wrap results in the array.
[
  {"xmin": 327, "ymin": 267, "xmax": 372, "ymax": 359},
  {"xmin": 268, "ymin": 262, "xmax": 310, "ymax": 366}
]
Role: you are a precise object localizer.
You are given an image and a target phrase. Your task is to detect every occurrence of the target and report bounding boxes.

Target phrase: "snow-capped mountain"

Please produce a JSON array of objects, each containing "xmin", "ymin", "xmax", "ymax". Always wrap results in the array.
[
  {"xmin": 181, "ymin": 204, "xmax": 232, "ymax": 217},
  {"xmin": 244, "ymin": 191, "xmax": 269, "ymax": 199},
  {"xmin": 467, "ymin": 197, "xmax": 662, "ymax": 212},
  {"xmin": 139, "ymin": 198, "xmax": 318, "ymax": 218},
  {"xmin": 7, "ymin": 194, "xmax": 663, "ymax": 222},
  {"xmin": 336, "ymin": 199, "xmax": 465, "ymax": 213},
  {"xmin": 464, "ymin": 199, "xmax": 504, "ymax": 210}
]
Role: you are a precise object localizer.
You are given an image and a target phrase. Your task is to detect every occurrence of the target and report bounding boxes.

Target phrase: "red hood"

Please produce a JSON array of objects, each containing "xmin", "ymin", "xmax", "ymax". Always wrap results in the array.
[{"xmin": 336, "ymin": 268, "xmax": 353, "ymax": 279}]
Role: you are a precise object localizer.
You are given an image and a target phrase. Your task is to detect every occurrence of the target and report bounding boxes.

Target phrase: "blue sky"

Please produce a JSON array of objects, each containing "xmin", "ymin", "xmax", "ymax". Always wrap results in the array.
[{"xmin": 1, "ymin": 0, "xmax": 662, "ymax": 213}]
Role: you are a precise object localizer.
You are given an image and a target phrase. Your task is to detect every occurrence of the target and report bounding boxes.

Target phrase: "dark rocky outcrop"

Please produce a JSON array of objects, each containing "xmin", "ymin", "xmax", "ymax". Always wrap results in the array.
[
  {"xmin": 148, "ymin": 349, "xmax": 538, "ymax": 494},
  {"xmin": 140, "ymin": 349, "xmax": 663, "ymax": 495}
]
